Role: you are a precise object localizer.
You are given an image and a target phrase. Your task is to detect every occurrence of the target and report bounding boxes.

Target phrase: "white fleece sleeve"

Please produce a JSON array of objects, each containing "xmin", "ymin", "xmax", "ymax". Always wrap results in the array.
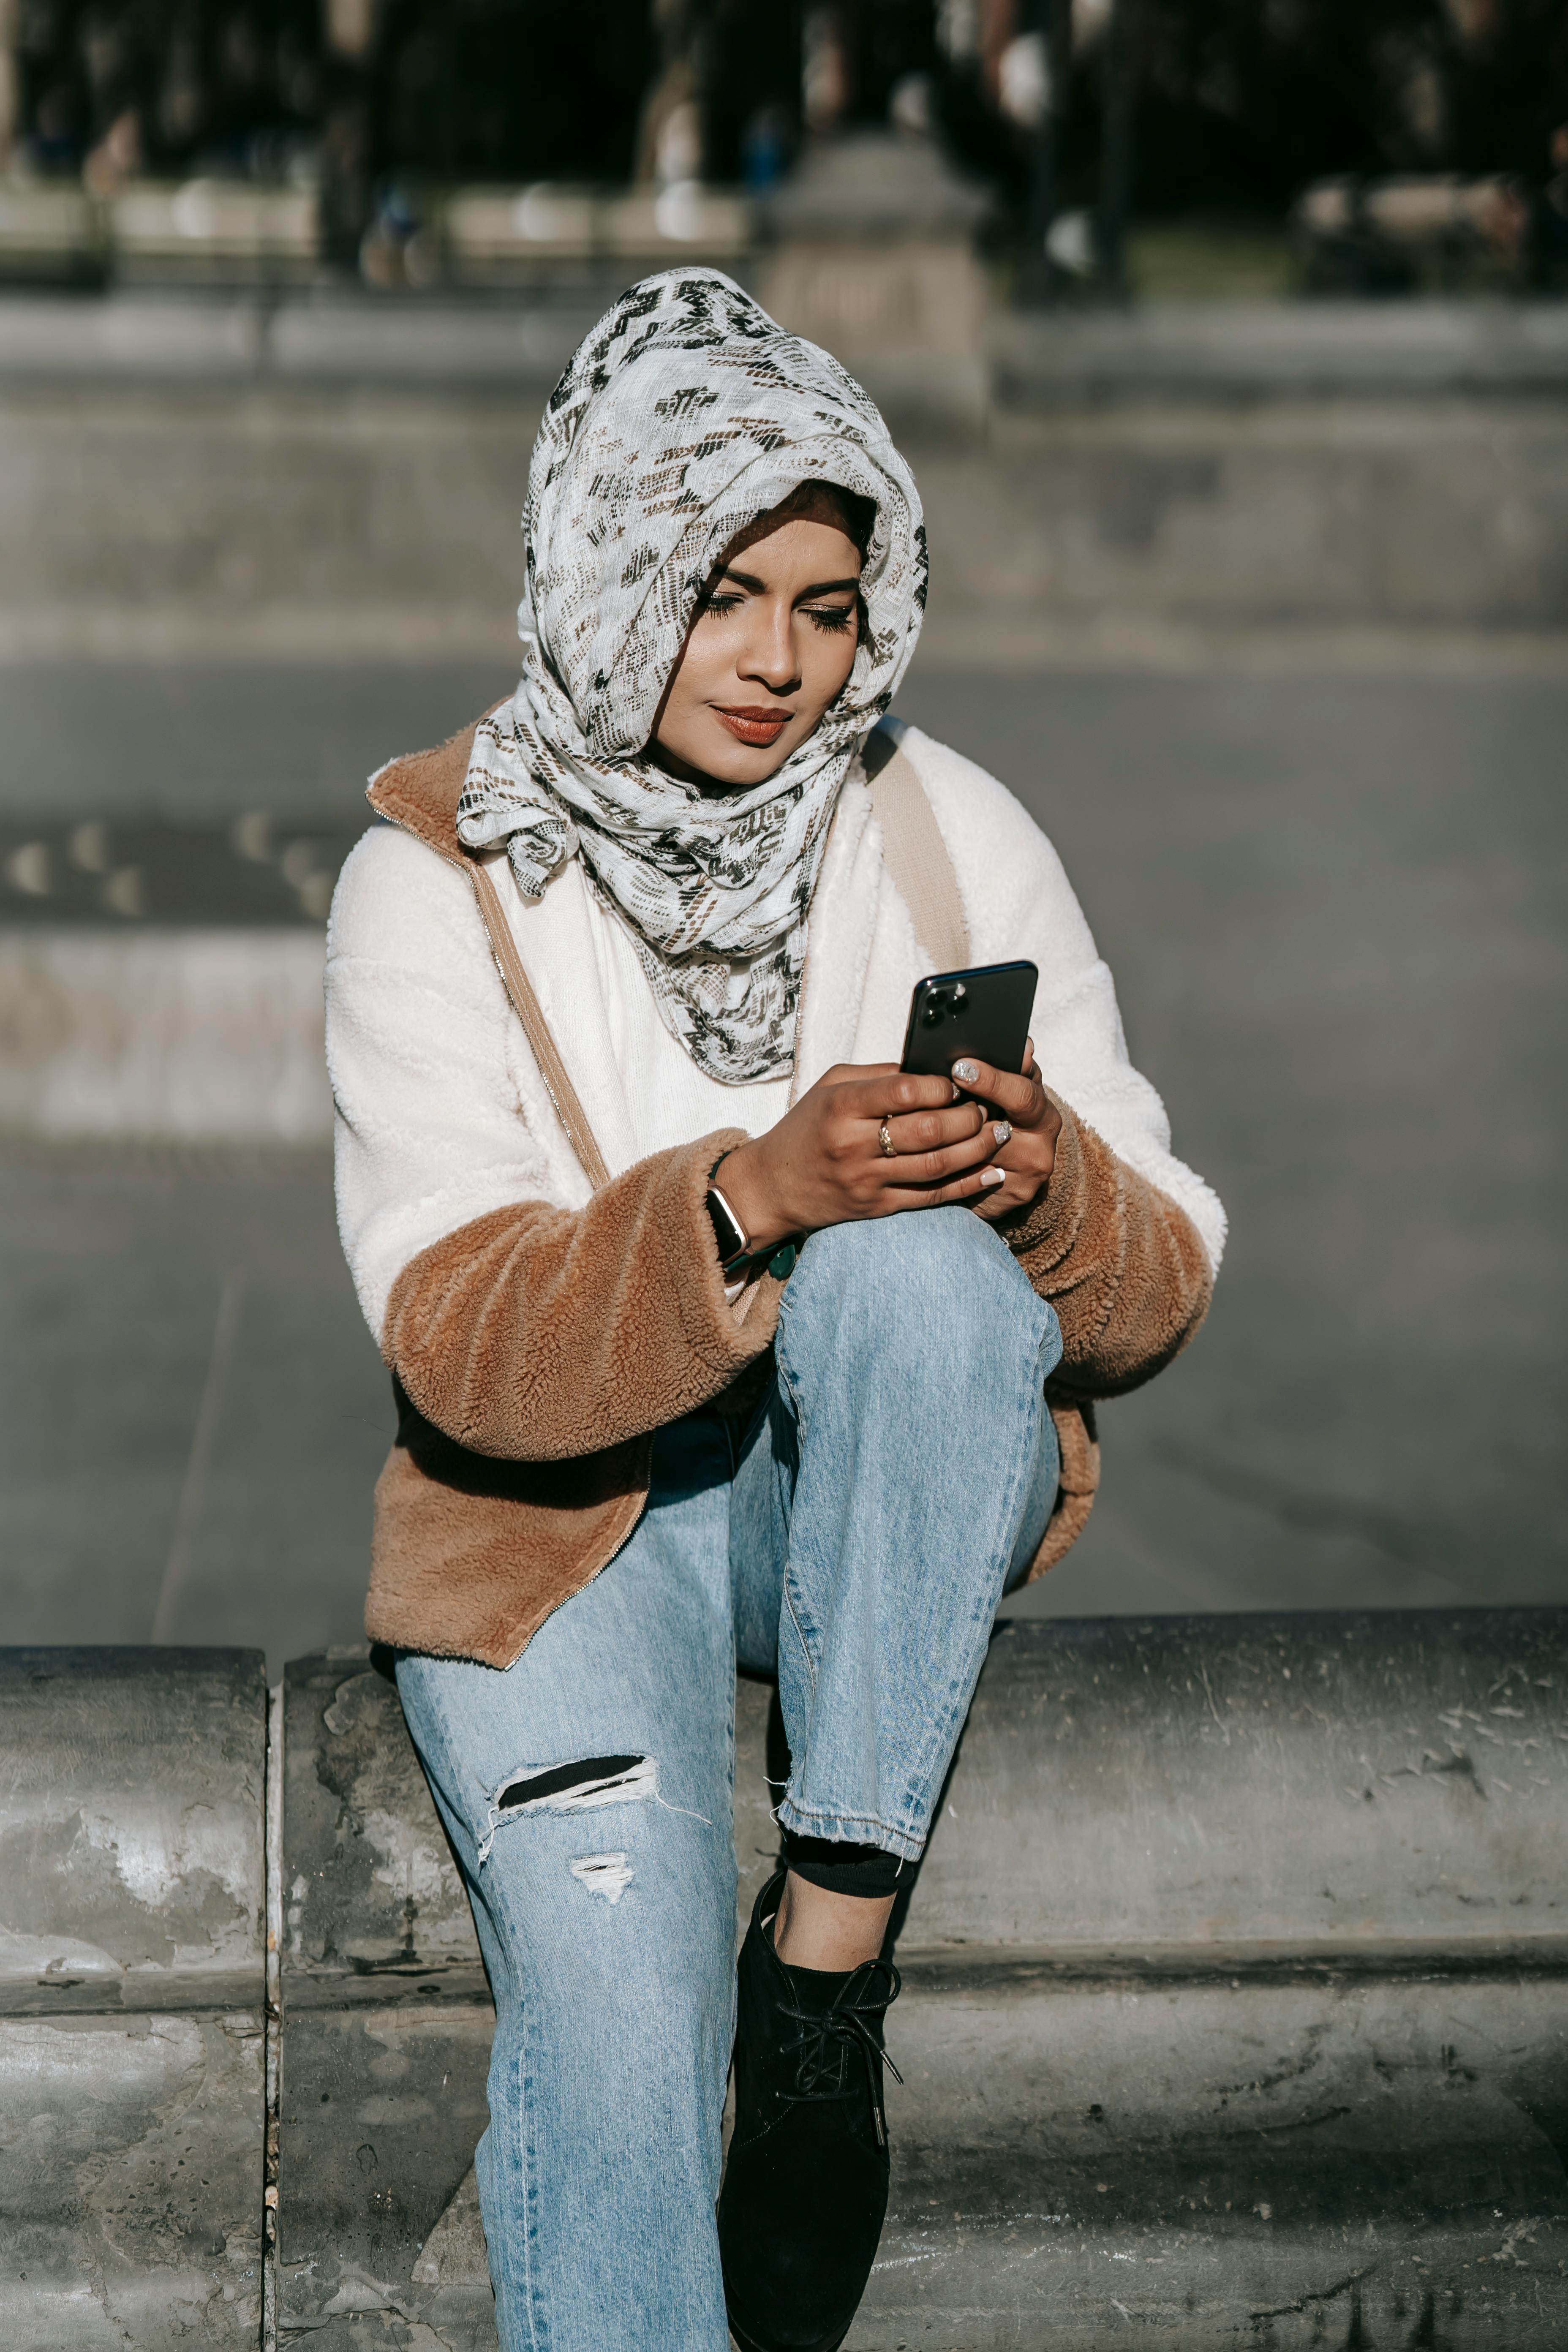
[
  {"xmin": 901, "ymin": 727, "xmax": 1228, "ymax": 1274},
  {"xmin": 325, "ymin": 823, "xmax": 589, "ymax": 1345}
]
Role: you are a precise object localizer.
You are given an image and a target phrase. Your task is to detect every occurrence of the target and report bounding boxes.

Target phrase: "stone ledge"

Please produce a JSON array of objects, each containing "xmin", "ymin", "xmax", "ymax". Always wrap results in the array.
[
  {"xmin": 4, "ymin": 1616, "xmax": 1565, "ymax": 2347},
  {"xmin": 5, "ymin": 291, "xmax": 1568, "ymax": 401},
  {"xmin": 992, "ymin": 297, "xmax": 1568, "ymax": 404},
  {"xmin": 0, "ymin": 929, "xmax": 331, "ymax": 1144}
]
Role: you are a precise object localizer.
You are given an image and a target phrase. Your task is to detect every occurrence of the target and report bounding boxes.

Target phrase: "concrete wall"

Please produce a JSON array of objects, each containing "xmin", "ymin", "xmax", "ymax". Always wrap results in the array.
[
  {"xmin": 7, "ymin": 1614, "xmax": 1563, "ymax": 2349},
  {"xmin": 2, "ymin": 297, "xmax": 1567, "ymax": 672},
  {"xmin": 0, "ymin": 931, "xmax": 328, "ymax": 1141},
  {"xmin": 281, "ymin": 1609, "xmax": 1568, "ymax": 2349},
  {"xmin": 0, "ymin": 1648, "xmax": 267, "ymax": 2351},
  {"xmin": 1, "ymin": 294, "xmax": 1564, "ymax": 1148},
  {"xmin": 928, "ymin": 397, "xmax": 1568, "ymax": 668}
]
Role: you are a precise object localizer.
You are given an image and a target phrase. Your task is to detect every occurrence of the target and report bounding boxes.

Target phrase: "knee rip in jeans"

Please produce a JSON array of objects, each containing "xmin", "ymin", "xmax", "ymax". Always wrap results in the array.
[
  {"xmin": 476, "ymin": 1753, "xmax": 656, "ymax": 1863},
  {"xmin": 476, "ymin": 1753, "xmax": 710, "ymax": 1871}
]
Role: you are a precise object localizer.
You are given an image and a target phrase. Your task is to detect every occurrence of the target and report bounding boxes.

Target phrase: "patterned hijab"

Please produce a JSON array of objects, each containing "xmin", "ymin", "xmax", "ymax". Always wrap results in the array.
[{"xmin": 455, "ymin": 268, "xmax": 927, "ymax": 1083}]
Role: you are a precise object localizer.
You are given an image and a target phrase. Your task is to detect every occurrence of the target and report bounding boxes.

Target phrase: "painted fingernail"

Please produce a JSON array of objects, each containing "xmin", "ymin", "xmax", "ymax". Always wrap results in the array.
[
  {"xmin": 981, "ymin": 1166, "xmax": 1006, "ymax": 1187},
  {"xmin": 953, "ymin": 1059, "xmax": 979, "ymax": 1085},
  {"xmin": 993, "ymin": 1121, "xmax": 1012, "ymax": 1146}
]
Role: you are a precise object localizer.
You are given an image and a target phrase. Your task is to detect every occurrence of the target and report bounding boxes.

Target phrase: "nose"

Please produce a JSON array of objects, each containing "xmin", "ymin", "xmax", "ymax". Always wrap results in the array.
[{"xmin": 738, "ymin": 596, "xmax": 800, "ymax": 693}]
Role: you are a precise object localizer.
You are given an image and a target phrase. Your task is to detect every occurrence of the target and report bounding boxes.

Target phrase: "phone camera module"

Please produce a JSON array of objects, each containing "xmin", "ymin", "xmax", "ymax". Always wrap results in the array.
[{"xmin": 921, "ymin": 979, "xmax": 969, "ymax": 1029}]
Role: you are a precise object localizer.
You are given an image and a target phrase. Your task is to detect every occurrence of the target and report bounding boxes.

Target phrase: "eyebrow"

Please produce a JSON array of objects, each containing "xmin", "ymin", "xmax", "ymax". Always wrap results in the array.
[{"xmin": 716, "ymin": 566, "xmax": 860, "ymax": 598}]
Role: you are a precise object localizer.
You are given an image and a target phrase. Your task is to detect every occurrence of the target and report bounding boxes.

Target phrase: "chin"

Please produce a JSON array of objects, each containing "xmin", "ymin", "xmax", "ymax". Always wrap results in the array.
[{"xmin": 697, "ymin": 731, "xmax": 795, "ymax": 786}]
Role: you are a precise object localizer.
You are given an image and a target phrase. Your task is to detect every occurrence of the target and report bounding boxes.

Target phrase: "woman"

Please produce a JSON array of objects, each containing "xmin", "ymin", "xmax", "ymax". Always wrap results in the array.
[{"xmin": 327, "ymin": 269, "xmax": 1223, "ymax": 2352}]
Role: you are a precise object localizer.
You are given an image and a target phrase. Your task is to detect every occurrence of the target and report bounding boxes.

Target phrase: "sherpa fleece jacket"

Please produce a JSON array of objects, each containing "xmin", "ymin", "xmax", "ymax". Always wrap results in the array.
[{"xmin": 327, "ymin": 716, "xmax": 1226, "ymax": 1670}]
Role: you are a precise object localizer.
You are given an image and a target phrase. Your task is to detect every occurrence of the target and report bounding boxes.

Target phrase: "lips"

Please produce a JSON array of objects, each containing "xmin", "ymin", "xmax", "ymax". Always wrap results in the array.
[{"xmin": 715, "ymin": 706, "xmax": 793, "ymax": 746}]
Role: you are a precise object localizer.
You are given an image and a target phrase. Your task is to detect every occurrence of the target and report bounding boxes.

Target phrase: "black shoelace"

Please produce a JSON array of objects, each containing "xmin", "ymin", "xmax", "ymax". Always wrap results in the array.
[{"xmin": 778, "ymin": 1960, "xmax": 904, "ymax": 2149}]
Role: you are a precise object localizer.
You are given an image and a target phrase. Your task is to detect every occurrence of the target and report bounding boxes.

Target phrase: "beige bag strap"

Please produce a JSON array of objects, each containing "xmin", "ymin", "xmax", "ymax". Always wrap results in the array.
[
  {"xmin": 461, "ymin": 721, "xmax": 964, "ymax": 1193},
  {"xmin": 863, "ymin": 724, "xmax": 970, "ymax": 975},
  {"xmin": 468, "ymin": 857, "xmax": 613, "ymax": 1193}
]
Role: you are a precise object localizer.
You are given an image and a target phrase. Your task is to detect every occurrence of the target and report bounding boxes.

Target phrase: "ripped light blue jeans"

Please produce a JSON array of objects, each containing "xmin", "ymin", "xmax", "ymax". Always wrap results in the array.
[{"xmin": 395, "ymin": 1206, "xmax": 1063, "ymax": 2352}]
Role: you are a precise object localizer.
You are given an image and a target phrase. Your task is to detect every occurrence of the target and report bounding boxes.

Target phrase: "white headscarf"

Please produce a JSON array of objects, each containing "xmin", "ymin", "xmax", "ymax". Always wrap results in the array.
[{"xmin": 455, "ymin": 268, "xmax": 927, "ymax": 1083}]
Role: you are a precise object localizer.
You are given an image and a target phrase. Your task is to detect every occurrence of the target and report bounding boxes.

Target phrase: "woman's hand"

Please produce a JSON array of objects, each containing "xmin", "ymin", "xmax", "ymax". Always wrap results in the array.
[
  {"xmin": 951, "ymin": 1042, "xmax": 1062, "ymax": 1223},
  {"xmin": 714, "ymin": 1063, "xmax": 1013, "ymax": 1256}
]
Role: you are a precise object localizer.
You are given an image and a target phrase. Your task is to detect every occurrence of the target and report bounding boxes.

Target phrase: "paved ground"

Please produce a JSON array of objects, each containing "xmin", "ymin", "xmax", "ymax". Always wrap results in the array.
[{"xmin": 1, "ymin": 661, "xmax": 1563, "ymax": 1675}]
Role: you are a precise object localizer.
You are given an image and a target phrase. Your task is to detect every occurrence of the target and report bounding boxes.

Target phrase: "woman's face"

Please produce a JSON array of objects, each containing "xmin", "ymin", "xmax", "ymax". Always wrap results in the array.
[{"xmin": 649, "ymin": 515, "xmax": 862, "ymax": 791}]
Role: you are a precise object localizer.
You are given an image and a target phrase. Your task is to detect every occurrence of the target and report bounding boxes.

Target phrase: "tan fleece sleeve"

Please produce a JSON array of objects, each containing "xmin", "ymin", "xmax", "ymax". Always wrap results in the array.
[
  {"xmin": 381, "ymin": 1132, "xmax": 785, "ymax": 1462},
  {"xmin": 998, "ymin": 1090, "xmax": 1214, "ymax": 1401}
]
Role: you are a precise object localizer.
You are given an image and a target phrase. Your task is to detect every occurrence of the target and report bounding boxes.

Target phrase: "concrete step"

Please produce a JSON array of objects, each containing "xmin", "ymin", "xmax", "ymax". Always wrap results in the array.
[
  {"xmin": 991, "ymin": 297, "xmax": 1568, "ymax": 404},
  {"xmin": 3, "ymin": 1617, "xmax": 1563, "ymax": 2346},
  {"xmin": 0, "ymin": 290, "xmax": 599, "ymax": 389},
  {"xmin": 276, "ymin": 1612, "xmax": 1568, "ymax": 2348},
  {"xmin": 4, "ymin": 291, "xmax": 1568, "ymax": 400},
  {"xmin": 0, "ymin": 811, "xmax": 358, "ymax": 1142},
  {"xmin": 6, "ymin": 297, "xmax": 1568, "ymax": 667},
  {"xmin": 0, "ymin": 928, "xmax": 330, "ymax": 1142},
  {"xmin": 0, "ymin": 1646, "xmax": 268, "ymax": 2351},
  {"xmin": 0, "ymin": 812, "xmax": 359, "ymax": 928}
]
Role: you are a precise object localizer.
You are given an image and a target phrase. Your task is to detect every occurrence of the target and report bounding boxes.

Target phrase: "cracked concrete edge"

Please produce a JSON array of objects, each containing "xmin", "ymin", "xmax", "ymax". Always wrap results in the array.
[
  {"xmin": 269, "ymin": 2167, "xmax": 492, "ymax": 2349},
  {"xmin": 0, "ymin": 1644, "xmax": 268, "ymax": 2014},
  {"xmin": 0, "ymin": 2008, "xmax": 267, "ymax": 2351}
]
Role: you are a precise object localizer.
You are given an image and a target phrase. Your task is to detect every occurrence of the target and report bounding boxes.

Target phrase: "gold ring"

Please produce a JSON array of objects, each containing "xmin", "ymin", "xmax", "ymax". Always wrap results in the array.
[{"xmin": 878, "ymin": 1117, "xmax": 897, "ymax": 1158}]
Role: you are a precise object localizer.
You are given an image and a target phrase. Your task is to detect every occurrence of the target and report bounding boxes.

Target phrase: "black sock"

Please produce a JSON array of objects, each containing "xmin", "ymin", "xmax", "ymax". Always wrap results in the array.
[{"xmin": 782, "ymin": 1832, "xmax": 906, "ymax": 1902}]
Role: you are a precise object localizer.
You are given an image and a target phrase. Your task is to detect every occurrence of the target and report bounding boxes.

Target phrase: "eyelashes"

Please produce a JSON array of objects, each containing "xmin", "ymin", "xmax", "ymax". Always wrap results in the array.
[{"xmin": 697, "ymin": 593, "xmax": 856, "ymax": 636}]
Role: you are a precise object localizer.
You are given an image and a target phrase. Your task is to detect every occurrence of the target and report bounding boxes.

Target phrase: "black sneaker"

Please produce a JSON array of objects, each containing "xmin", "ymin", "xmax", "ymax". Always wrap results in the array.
[{"xmin": 719, "ymin": 1868, "xmax": 902, "ymax": 2352}]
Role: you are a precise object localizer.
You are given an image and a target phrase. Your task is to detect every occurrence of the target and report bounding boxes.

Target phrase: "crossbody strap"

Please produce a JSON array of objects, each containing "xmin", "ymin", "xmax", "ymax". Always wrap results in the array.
[
  {"xmin": 468, "ymin": 857, "xmax": 613, "ymax": 1193},
  {"xmin": 863, "ymin": 724, "xmax": 971, "ymax": 975},
  {"xmin": 461, "ymin": 724, "xmax": 965, "ymax": 1195}
]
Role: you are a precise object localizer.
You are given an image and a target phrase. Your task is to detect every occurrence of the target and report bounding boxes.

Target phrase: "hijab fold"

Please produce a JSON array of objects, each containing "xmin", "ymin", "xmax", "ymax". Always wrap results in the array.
[{"xmin": 455, "ymin": 268, "xmax": 926, "ymax": 1083}]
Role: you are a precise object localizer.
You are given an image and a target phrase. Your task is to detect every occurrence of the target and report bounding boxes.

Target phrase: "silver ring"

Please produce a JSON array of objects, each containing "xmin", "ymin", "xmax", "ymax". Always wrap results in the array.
[{"xmin": 878, "ymin": 1117, "xmax": 897, "ymax": 1158}]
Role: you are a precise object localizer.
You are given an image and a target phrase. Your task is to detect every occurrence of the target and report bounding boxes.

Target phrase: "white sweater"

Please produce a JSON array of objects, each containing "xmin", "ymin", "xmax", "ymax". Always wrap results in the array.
[
  {"xmin": 327, "ymin": 724, "xmax": 1225, "ymax": 1347},
  {"xmin": 567, "ymin": 871, "xmax": 793, "ymax": 1158}
]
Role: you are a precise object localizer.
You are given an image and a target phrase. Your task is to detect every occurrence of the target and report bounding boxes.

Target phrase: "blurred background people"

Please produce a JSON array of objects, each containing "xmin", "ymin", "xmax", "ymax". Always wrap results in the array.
[{"xmin": 3, "ymin": 0, "xmax": 1565, "ymax": 294}]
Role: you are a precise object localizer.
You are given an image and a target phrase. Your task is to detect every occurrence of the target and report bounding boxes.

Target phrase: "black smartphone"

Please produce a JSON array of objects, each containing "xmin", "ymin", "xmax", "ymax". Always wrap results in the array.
[{"xmin": 899, "ymin": 960, "xmax": 1038, "ymax": 1081}]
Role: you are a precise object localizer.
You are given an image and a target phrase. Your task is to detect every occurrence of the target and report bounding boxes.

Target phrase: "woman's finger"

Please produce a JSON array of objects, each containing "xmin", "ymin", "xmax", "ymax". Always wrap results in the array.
[
  {"xmin": 836, "ymin": 1069, "xmax": 956, "ymax": 1122},
  {"xmin": 879, "ymin": 1119, "xmax": 1011, "ymax": 1195},
  {"xmin": 949, "ymin": 1055, "xmax": 1047, "ymax": 1119},
  {"xmin": 878, "ymin": 1100, "xmax": 988, "ymax": 1156},
  {"xmin": 885, "ymin": 1162, "xmax": 1011, "ymax": 1211},
  {"xmin": 877, "ymin": 1119, "xmax": 1004, "ymax": 1188}
]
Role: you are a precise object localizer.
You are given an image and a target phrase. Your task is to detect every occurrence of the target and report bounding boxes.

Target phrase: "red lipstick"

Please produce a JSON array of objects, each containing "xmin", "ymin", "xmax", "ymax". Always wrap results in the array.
[{"xmin": 715, "ymin": 705, "xmax": 793, "ymax": 747}]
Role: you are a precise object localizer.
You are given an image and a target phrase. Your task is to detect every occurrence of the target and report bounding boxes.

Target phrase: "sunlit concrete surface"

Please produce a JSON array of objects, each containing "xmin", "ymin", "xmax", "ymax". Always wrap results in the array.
[
  {"xmin": 0, "ymin": 1146, "xmax": 387, "ymax": 1675},
  {"xmin": 266, "ymin": 1622, "xmax": 1568, "ymax": 2349},
  {"xmin": 898, "ymin": 674, "xmax": 1568, "ymax": 1627},
  {"xmin": 0, "ymin": 659, "xmax": 508, "ymax": 822},
  {"xmin": 4, "ymin": 297, "xmax": 1568, "ymax": 667},
  {"xmin": 0, "ymin": 663, "xmax": 1562, "ymax": 1671}
]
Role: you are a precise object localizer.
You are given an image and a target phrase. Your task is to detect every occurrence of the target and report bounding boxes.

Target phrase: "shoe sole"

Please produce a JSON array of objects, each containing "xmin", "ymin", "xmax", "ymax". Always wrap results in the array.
[{"xmin": 727, "ymin": 2312, "xmax": 849, "ymax": 2352}]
